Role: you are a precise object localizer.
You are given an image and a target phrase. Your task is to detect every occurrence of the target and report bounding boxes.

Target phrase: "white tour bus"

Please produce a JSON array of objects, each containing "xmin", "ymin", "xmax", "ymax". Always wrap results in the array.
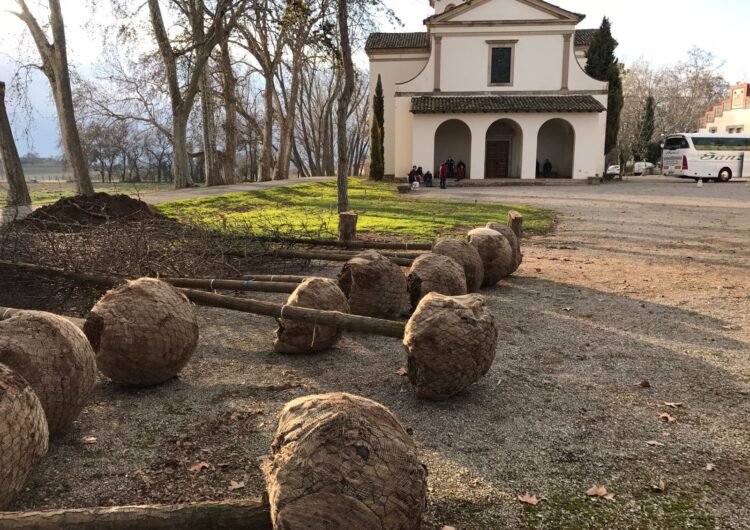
[{"xmin": 662, "ymin": 133, "xmax": 750, "ymax": 182}]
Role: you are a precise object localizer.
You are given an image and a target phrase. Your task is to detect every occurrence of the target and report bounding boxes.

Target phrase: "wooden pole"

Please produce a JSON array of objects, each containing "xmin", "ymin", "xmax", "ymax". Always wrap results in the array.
[
  {"xmin": 508, "ymin": 210, "xmax": 524, "ymax": 239},
  {"xmin": 240, "ymin": 274, "xmax": 309, "ymax": 284},
  {"xmin": 182, "ymin": 289, "xmax": 406, "ymax": 339},
  {"xmin": 0, "ymin": 498, "xmax": 271, "ymax": 530},
  {"xmin": 269, "ymin": 249, "xmax": 414, "ymax": 267},
  {"xmin": 162, "ymin": 278, "xmax": 296, "ymax": 294},
  {"xmin": 246, "ymin": 236, "xmax": 432, "ymax": 251}
]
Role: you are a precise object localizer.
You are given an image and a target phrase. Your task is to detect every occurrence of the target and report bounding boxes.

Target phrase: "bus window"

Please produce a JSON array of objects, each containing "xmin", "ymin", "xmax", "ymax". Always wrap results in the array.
[
  {"xmin": 664, "ymin": 137, "xmax": 689, "ymax": 150},
  {"xmin": 692, "ymin": 137, "xmax": 750, "ymax": 151}
]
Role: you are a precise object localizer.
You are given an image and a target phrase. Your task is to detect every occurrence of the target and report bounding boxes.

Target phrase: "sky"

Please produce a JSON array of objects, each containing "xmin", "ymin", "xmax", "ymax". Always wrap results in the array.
[{"xmin": 1, "ymin": 0, "xmax": 748, "ymax": 157}]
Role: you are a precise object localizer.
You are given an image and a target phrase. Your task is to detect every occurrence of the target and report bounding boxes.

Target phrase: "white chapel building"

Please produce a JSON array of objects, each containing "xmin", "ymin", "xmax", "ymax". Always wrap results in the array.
[{"xmin": 366, "ymin": 0, "xmax": 608, "ymax": 181}]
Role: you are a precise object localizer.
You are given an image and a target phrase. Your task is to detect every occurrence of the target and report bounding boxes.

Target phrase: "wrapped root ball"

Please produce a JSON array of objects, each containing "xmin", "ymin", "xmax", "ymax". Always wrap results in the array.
[
  {"xmin": 432, "ymin": 238, "xmax": 485, "ymax": 293},
  {"xmin": 84, "ymin": 278, "xmax": 199, "ymax": 386},
  {"xmin": 0, "ymin": 311, "xmax": 97, "ymax": 435},
  {"xmin": 338, "ymin": 250, "xmax": 407, "ymax": 319},
  {"xmin": 0, "ymin": 364, "xmax": 49, "ymax": 510},
  {"xmin": 403, "ymin": 293, "xmax": 498, "ymax": 400},
  {"xmin": 263, "ymin": 393, "xmax": 427, "ymax": 530},
  {"xmin": 274, "ymin": 278, "xmax": 350, "ymax": 355},
  {"xmin": 407, "ymin": 253, "xmax": 467, "ymax": 312},
  {"xmin": 468, "ymin": 228, "xmax": 514, "ymax": 287},
  {"xmin": 486, "ymin": 222, "xmax": 523, "ymax": 273}
]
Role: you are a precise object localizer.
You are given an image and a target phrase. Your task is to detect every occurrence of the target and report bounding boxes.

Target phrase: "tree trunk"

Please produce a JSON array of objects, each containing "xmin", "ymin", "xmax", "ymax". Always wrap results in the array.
[
  {"xmin": 338, "ymin": 211, "xmax": 358, "ymax": 242},
  {"xmin": 220, "ymin": 30, "xmax": 238, "ymax": 185},
  {"xmin": 336, "ymin": 0, "xmax": 354, "ymax": 214},
  {"xmin": 260, "ymin": 73, "xmax": 275, "ymax": 181},
  {"xmin": 172, "ymin": 114, "xmax": 192, "ymax": 188},
  {"xmin": 200, "ymin": 65, "xmax": 222, "ymax": 187},
  {"xmin": 0, "ymin": 82, "xmax": 31, "ymax": 208}
]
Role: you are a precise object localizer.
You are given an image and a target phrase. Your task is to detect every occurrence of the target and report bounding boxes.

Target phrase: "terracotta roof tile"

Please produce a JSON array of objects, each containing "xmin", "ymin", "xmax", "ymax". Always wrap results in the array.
[
  {"xmin": 365, "ymin": 33, "xmax": 430, "ymax": 52},
  {"xmin": 410, "ymin": 95, "xmax": 606, "ymax": 114},
  {"xmin": 574, "ymin": 29, "xmax": 598, "ymax": 47}
]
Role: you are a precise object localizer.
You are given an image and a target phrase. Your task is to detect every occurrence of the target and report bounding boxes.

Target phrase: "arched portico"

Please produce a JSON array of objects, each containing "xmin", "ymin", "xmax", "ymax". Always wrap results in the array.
[
  {"xmin": 485, "ymin": 119, "xmax": 523, "ymax": 179},
  {"xmin": 434, "ymin": 119, "xmax": 472, "ymax": 176},
  {"xmin": 536, "ymin": 119, "xmax": 575, "ymax": 178}
]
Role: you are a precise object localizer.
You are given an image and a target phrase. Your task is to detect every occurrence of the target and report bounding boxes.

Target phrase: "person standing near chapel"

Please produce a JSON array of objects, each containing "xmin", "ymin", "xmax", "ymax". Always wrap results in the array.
[
  {"xmin": 439, "ymin": 163, "xmax": 448, "ymax": 189},
  {"xmin": 446, "ymin": 156, "xmax": 455, "ymax": 180}
]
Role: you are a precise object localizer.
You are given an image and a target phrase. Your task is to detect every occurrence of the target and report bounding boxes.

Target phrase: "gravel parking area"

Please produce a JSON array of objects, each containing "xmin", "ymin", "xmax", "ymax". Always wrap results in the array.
[{"xmin": 9, "ymin": 178, "xmax": 750, "ymax": 529}]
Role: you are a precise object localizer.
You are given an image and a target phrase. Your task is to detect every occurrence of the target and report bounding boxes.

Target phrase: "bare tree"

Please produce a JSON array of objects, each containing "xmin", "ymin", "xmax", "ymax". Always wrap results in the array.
[
  {"xmin": 11, "ymin": 0, "xmax": 95, "ymax": 196},
  {"xmin": 0, "ymin": 81, "xmax": 31, "ymax": 207},
  {"xmin": 336, "ymin": 0, "xmax": 355, "ymax": 213}
]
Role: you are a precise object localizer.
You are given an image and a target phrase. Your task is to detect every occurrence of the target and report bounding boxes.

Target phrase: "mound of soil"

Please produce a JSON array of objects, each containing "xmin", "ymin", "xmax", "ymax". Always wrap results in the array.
[{"xmin": 25, "ymin": 193, "xmax": 163, "ymax": 226}]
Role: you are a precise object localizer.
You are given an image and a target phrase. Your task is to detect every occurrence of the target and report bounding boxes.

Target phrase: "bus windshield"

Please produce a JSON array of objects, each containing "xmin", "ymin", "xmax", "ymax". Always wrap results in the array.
[{"xmin": 664, "ymin": 137, "xmax": 689, "ymax": 150}]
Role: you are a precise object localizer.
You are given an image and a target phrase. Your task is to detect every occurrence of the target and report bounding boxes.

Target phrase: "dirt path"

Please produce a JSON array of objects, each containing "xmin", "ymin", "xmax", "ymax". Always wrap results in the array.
[{"xmin": 9, "ymin": 180, "xmax": 750, "ymax": 529}]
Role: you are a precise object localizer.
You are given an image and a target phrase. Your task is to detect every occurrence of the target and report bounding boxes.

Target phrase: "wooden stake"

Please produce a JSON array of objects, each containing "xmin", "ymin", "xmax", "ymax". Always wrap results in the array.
[
  {"xmin": 269, "ymin": 249, "xmax": 414, "ymax": 267},
  {"xmin": 248, "ymin": 236, "xmax": 432, "ymax": 251},
  {"xmin": 182, "ymin": 289, "xmax": 406, "ymax": 339},
  {"xmin": 508, "ymin": 210, "xmax": 524, "ymax": 239},
  {"xmin": 0, "ymin": 497, "xmax": 271, "ymax": 529},
  {"xmin": 163, "ymin": 278, "xmax": 296, "ymax": 294}
]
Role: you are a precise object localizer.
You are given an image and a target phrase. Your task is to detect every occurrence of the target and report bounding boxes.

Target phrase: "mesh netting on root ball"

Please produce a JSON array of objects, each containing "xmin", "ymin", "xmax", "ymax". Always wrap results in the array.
[
  {"xmin": 337, "ymin": 250, "xmax": 407, "ymax": 319},
  {"xmin": 403, "ymin": 293, "xmax": 498, "ymax": 400},
  {"xmin": 486, "ymin": 222, "xmax": 523, "ymax": 273},
  {"xmin": 274, "ymin": 278, "xmax": 351, "ymax": 355},
  {"xmin": 0, "ymin": 311, "xmax": 97, "ymax": 435},
  {"xmin": 407, "ymin": 253, "xmax": 467, "ymax": 312},
  {"xmin": 0, "ymin": 363, "xmax": 49, "ymax": 510},
  {"xmin": 468, "ymin": 228, "xmax": 515, "ymax": 287},
  {"xmin": 83, "ymin": 278, "xmax": 199, "ymax": 386},
  {"xmin": 432, "ymin": 238, "xmax": 485, "ymax": 293},
  {"xmin": 262, "ymin": 393, "xmax": 427, "ymax": 530}
]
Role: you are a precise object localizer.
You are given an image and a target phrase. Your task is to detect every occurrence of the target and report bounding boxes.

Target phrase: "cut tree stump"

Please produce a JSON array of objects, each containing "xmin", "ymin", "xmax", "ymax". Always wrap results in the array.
[
  {"xmin": 508, "ymin": 210, "xmax": 524, "ymax": 239},
  {"xmin": 0, "ymin": 498, "xmax": 271, "ymax": 529},
  {"xmin": 338, "ymin": 211, "xmax": 358, "ymax": 242}
]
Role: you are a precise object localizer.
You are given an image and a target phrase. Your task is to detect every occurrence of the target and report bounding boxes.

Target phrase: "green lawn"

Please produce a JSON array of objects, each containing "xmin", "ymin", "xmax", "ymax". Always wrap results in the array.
[
  {"xmin": 156, "ymin": 179, "xmax": 552, "ymax": 241},
  {"xmin": 0, "ymin": 181, "xmax": 176, "ymax": 206}
]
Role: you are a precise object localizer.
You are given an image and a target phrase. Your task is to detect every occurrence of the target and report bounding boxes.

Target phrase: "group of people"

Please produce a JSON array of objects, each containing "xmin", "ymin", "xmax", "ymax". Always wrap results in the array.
[{"xmin": 408, "ymin": 156, "xmax": 467, "ymax": 190}]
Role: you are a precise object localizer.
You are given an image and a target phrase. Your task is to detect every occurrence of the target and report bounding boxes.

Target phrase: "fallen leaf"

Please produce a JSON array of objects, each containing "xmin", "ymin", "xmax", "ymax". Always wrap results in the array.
[
  {"xmin": 603, "ymin": 493, "xmax": 616, "ymax": 501},
  {"xmin": 705, "ymin": 463, "xmax": 716, "ymax": 471},
  {"xmin": 660, "ymin": 412, "xmax": 677, "ymax": 423},
  {"xmin": 563, "ymin": 307, "xmax": 573, "ymax": 312},
  {"xmin": 722, "ymin": 325, "xmax": 733, "ymax": 330},
  {"xmin": 652, "ymin": 480, "xmax": 666, "ymax": 492},
  {"xmin": 396, "ymin": 367, "xmax": 408, "ymax": 377},
  {"xmin": 635, "ymin": 380, "xmax": 651, "ymax": 388},
  {"xmin": 586, "ymin": 485, "xmax": 609, "ymax": 497},
  {"xmin": 82, "ymin": 436, "xmax": 97, "ymax": 445},
  {"xmin": 646, "ymin": 440, "xmax": 665, "ymax": 447},
  {"xmin": 228, "ymin": 480, "xmax": 245, "ymax": 491},
  {"xmin": 518, "ymin": 493, "xmax": 541, "ymax": 506},
  {"xmin": 664, "ymin": 402, "xmax": 683, "ymax": 409},
  {"xmin": 535, "ymin": 268, "xmax": 542, "ymax": 273},
  {"xmin": 189, "ymin": 461, "xmax": 210, "ymax": 473}
]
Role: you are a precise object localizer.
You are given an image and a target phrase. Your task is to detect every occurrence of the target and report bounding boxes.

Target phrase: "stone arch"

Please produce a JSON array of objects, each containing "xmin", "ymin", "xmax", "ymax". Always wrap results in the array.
[
  {"xmin": 434, "ymin": 119, "xmax": 472, "ymax": 177},
  {"xmin": 537, "ymin": 118, "xmax": 575, "ymax": 178},
  {"xmin": 485, "ymin": 119, "xmax": 523, "ymax": 179}
]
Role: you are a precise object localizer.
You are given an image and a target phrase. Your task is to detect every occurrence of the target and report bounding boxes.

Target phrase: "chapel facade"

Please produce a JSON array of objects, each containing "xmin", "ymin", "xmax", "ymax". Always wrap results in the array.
[{"xmin": 366, "ymin": 0, "xmax": 608, "ymax": 181}]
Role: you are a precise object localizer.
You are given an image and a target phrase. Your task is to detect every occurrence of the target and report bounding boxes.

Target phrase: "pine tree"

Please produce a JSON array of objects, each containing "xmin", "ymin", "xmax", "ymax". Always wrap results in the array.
[
  {"xmin": 586, "ymin": 17, "xmax": 623, "ymax": 154},
  {"xmin": 372, "ymin": 74, "xmax": 385, "ymax": 171}
]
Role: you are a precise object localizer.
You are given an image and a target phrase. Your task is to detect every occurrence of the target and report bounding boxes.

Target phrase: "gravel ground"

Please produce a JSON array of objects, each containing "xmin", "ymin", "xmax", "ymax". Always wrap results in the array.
[{"xmin": 9, "ymin": 178, "xmax": 750, "ymax": 529}]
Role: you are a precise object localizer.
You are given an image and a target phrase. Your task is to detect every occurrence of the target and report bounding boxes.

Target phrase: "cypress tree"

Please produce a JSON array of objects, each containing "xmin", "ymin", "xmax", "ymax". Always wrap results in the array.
[
  {"xmin": 372, "ymin": 75, "xmax": 385, "ymax": 179},
  {"xmin": 637, "ymin": 95, "xmax": 656, "ymax": 160},
  {"xmin": 585, "ymin": 17, "xmax": 623, "ymax": 154}
]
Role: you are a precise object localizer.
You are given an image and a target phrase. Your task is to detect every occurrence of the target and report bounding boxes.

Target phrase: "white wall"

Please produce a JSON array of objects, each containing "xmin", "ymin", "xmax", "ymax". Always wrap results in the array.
[
  {"xmin": 699, "ymin": 108, "xmax": 750, "ymax": 133},
  {"xmin": 369, "ymin": 54, "xmax": 429, "ymax": 176},
  {"xmin": 448, "ymin": 0, "xmax": 557, "ymax": 21}
]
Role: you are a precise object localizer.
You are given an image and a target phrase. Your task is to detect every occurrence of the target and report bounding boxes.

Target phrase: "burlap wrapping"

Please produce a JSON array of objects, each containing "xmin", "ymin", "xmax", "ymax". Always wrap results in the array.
[
  {"xmin": 407, "ymin": 253, "xmax": 467, "ymax": 311},
  {"xmin": 0, "ymin": 311, "xmax": 97, "ymax": 435},
  {"xmin": 403, "ymin": 293, "xmax": 498, "ymax": 400},
  {"xmin": 432, "ymin": 238, "xmax": 485, "ymax": 293},
  {"xmin": 337, "ymin": 250, "xmax": 407, "ymax": 319},
  {"xmin": 468, "ymin": 228, "xmax": 515, "ymax": 287},
  {"xmin": 263, "ymin": 393, "xmax": 427, "ymax": 529},
  {"xmin": 0, "ymin": 364, "xmax": 49, "ymax": 510},
  {"xmin": 274, "ymin": 278, "xmax": 350, "ymax": 355},
  {"xmin": 486, "ymin": 222, "xmax": 523, "ymax": 273},
  {"xmin": 83, "ymin": 278, "xmax": 199, "ymax": 386}
]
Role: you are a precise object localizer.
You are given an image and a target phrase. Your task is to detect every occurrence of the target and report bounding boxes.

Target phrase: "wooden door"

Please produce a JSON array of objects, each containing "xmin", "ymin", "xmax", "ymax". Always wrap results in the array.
[{"xmin": 485, "ymin": 140, "xmax": 511, "ymax": 179}]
